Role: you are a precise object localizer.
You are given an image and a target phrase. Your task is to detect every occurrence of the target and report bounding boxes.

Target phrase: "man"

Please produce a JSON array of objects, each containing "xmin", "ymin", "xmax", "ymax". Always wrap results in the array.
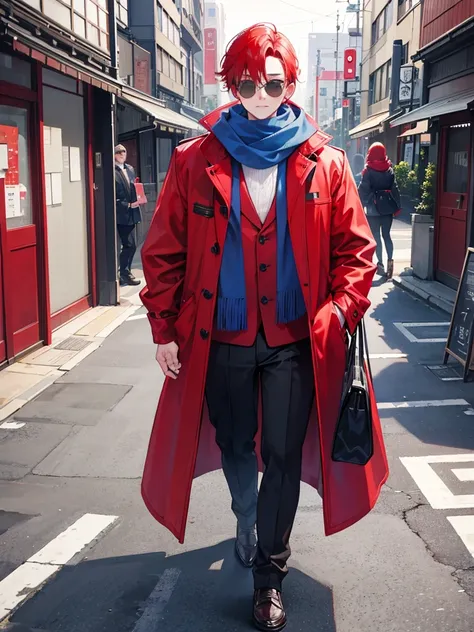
[
  {"xmin": 114, "ymin": 144, "xmax": 141, "ymax": 286},
  {"xmin": 140, "ymin": 24, "xmax": 388, "ymax": 631}
]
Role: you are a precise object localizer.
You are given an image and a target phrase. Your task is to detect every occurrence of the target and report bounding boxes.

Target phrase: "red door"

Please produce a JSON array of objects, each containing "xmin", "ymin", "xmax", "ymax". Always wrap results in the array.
[
  {"xmin": 0, "ymin": 97, "xmax": 40, "ymax": 361},
  {"xmin": 436, "ymin": 123, "xmax": 471, "ymax": 288}
]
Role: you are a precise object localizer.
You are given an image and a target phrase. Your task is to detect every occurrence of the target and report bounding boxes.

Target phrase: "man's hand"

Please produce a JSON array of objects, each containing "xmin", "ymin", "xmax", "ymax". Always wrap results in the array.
[
  {"xmin": 130, "ymin": 201, "xmax": 140, "ymax": 208},
  {"xmin": 156, "ymin": 341, "xmax": 181, "ymax": 379}
]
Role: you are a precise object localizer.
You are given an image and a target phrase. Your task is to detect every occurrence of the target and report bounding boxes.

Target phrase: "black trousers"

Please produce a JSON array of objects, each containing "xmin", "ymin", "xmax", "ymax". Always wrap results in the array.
[
  {"xmin": 117, "ymin": 224, "xmax": 136, "ymax": 276},
  {"xmin": 205, "ymin": 331, "xmax": 314, "ymax": 590}
]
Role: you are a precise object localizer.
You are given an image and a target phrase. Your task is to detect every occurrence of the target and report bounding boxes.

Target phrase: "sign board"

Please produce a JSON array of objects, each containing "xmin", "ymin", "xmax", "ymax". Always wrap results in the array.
[
  {"xmin": 399, "ymin": 64, "xmax": 414, "ymax": 103},
  {"xmin": 204, "ymin": 28, "xmax": 217, "ymax": 85},
  {"xmin": 444, "ymin": 248, "xmax": 474, "ymax": 381}
]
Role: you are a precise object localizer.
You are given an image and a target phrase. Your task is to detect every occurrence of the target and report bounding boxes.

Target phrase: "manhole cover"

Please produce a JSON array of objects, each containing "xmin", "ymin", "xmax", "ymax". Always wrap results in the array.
[
  {"xmin": 55, "ymin": 337, "xmax": 92, "ymax": 352},
  {"xmin": 426, "ymin": 364, "xmax": 463, "ymax": 381}
]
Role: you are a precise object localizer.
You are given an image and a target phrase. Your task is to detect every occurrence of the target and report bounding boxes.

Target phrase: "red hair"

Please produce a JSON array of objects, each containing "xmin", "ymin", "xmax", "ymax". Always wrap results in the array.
[{"xmin": 217, "ymin": 23, "xmax": 299, "ymax": 91}]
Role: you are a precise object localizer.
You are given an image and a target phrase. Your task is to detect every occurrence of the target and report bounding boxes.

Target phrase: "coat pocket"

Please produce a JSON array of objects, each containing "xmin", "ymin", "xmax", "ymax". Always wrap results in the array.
[
  {"xmin": 193, "ymin": 203, "xmax": 214, "ymax": 218},
  {"xmin": 174, "ymin": 293, "xmax": 196, "ymax": 350}
]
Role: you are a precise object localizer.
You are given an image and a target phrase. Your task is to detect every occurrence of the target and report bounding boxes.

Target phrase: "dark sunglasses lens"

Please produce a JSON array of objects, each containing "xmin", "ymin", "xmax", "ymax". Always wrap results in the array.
[
  {"xmin": 265, "ymin": 81, "xmax": 284, "ymax": 98},
  {"xmin": 239, "ymin": 80, "xmax": 256, "ymax": 99}
]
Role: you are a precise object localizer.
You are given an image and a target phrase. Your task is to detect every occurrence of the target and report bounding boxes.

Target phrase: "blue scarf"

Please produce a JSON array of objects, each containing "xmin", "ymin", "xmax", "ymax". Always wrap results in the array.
[{"xmin": 211, "ymin": 103, "xmax": 316, "ymax": 331}]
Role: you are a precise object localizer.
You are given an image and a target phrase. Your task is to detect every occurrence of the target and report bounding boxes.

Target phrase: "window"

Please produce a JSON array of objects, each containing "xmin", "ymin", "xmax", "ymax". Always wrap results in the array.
[
  {"xmin": 445, "ymin": 126, "xmax": 470, "ymax": 194},
  {"xmin": 163, "ymin": 12, "xmax": 169, "ymax": 38},
  {"xmin": 156, "ymin": 46, "xmax": 163, "ymax": 72},
  {"xmin": 0, "ymin": 53, "xmax": 32, "ymax": 88},
  {"xmin": 368, "ymin": 60, "xmax": 391, "ymax": 105},
  {"xmin": 371, "ymin": 0, "xmax": 393, "ymax": 46},
  {"xmin": 116, "ymin": 0, "xmax": 128, "ymax": 25},
  {"xmin": 401, "ymin": 42, "xmax": 409, "ymax": 65},
  {"xmin": 162, "ymin": 52, "xmax": 170, "ymax": 77},
  {"xmin": 157, "ymin": 3, "xmax": 163, "ymax": 30},
  {"xmin": 208, "ymin": 7, "xmax": 216, "ymax": 17},
  {"xmin": 398, "ymin": 0, "xmax": 418, "ymax": 21}
]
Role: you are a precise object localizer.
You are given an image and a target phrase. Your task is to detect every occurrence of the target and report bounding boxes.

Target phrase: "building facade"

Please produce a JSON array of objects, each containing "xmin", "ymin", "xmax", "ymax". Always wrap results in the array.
[
  {"xmin": 393, "ymin": 0, "xmax": 474, "ymax": 289},
  {"xmin": 350, "ymin": 0, "xmax": 423, "ymax": 162},
  {"xmin": 203, "ymin": 1, "xmax": 226, "ymax": 113}
]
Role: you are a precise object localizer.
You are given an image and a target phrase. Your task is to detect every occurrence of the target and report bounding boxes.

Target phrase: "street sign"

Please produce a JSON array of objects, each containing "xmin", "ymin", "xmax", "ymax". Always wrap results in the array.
[
  {"xmin": 399, "ymin": 64, "xmax": 414, "ymax": 103},
  {"xmin": 342, "ymin": 98, "xmax": 350, "ymax": 108},
  {"xmin": 343, "ymin": 48, "xmax": 357, "ymax": 81}
]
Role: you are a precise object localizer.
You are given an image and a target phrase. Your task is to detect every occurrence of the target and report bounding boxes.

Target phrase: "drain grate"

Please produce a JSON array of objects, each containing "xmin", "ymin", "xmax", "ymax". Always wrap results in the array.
[
  {"xmin": 55, "ymin": 336, "xmax": 92, "ymax": 352},
  {"xmin": 426, "ymin": 364, "xmax": 463, "ymax": 381}
]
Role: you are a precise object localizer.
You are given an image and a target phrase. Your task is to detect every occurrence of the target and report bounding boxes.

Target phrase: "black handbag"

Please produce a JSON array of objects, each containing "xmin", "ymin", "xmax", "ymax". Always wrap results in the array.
[{"xmin": 332, "ymin": 320, "xmax": 374, "ymax": 466}]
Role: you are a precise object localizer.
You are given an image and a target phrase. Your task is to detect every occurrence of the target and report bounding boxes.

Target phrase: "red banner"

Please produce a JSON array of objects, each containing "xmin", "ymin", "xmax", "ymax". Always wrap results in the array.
[
  {"xmin": 0, "ymin": 125, "xmax": 19, "ymax": 186},
  {"xmin": 204, "ymin": 28, "xmax": 217, "ymax": 85}
]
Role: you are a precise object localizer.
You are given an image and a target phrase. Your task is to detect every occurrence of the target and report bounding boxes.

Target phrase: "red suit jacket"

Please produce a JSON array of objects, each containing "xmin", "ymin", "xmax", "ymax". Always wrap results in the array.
[{"xmin": 139, "ymin": 102, "xmax": 389, "ymax": 544}]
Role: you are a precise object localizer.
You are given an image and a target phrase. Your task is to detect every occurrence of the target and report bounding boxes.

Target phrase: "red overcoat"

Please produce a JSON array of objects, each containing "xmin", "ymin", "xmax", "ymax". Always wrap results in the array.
[{"xmin": 140, "ymin": 104, "xmax": 389, "ymax": 544}]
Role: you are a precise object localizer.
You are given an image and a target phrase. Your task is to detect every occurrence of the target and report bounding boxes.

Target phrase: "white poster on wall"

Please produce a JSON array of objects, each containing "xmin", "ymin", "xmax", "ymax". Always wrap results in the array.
[
  {"xmin": 69, "ymin": 147, "xmax": 81, "ymax": 182},
  {"xmin": 51, "ymin": 172, "xmax": 63, "ymax": 205},
  {"xmin": 62, "ymin": 146, "xmax": 70, "ymax": 171},
  {"xmin": 45, "ymin": 173, "xmax": 52, "ymax": 206},
  {"xmin": 44, "ymin": 126, "xmax": 63, "ymax": 174},
  {"xmin": 5, "ymin": 184, "xmax": 22, "ymax": 218},
  {"xmin": 404, "ymin": 142, "xmax": 414, "ymax": 167}
]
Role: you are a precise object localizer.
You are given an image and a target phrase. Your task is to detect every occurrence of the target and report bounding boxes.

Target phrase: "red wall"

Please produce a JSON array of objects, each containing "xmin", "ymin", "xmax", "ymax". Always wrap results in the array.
[{"xmin": 421, "ymin": 0, "xmax": 474, "ymax": 48}]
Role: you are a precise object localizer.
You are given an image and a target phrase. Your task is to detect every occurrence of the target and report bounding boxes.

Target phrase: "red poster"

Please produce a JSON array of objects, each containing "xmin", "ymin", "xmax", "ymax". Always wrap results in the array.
[
  {"xmin": 204, "ymin": 28, "xmax": 217, "ymax": 85},
  {"xmin": 135, "ymin": 58, "xmax": 151, "ymax": 95},
  {"xmin": 0, "ymin": 125, "xmax": 19, "ymax": 186}
]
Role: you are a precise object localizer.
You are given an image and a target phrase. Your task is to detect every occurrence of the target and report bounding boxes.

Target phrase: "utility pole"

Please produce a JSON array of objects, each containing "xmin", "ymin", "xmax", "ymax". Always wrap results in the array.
[{"xmin": 315, "ymin": 48, "xmax": 321, "ymax": 122}]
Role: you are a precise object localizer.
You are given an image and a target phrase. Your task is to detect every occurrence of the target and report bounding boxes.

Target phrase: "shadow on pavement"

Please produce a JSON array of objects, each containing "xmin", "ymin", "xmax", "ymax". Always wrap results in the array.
[{"xmin": 10, "ymin": 540, "xmax": 336, "ymax": 632}]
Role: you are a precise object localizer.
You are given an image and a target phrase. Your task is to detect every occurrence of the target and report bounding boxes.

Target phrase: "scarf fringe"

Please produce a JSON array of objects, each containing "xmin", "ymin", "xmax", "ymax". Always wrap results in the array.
[
  {"xmin": 277, "ymin": 289, "xmax": 307, "ymax": 324},
  {"xmin": 217, "ymin": 297, "xmax": 248, "ymax": 332}
]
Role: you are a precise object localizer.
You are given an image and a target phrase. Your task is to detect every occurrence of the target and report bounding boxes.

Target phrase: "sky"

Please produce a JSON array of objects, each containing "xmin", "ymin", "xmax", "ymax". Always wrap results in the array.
[{"xmin": 218, "ymin": 0, "xmax": 357, "ymax": 103}]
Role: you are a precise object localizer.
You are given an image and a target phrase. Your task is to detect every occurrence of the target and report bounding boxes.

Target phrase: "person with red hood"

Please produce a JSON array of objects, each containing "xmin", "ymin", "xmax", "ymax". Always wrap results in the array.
[
  {"xmin": 140, "ymin": 23, "xmax": 388, "ymax": 631},
  {"xmin": 358, "ymin": 142, "xmax": 401, "ymax": 280}
]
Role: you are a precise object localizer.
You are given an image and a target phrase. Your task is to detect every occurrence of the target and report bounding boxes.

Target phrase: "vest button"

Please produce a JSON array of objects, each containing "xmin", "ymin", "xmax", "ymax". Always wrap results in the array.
[
  {"xmin": 200, "ymin": 328, "xmax": 209, "ymax": 340},
  {"xmin": 259, "ymin": 235, "xmax": 266, "ymax": 245},
  {"xmin": 259, "ymin": 263, "xmax": 268, "ymax": 272},
  {"xmin": 261, "ymin": 296, "xmax": 269, "ymax": 305},
  {"xmin": 202, "ymin": 289, "xmax": 213, "ymax": 300},
  {"xmin": 210, "ymin": 243, "xmax": 220, "ymax": 255}
]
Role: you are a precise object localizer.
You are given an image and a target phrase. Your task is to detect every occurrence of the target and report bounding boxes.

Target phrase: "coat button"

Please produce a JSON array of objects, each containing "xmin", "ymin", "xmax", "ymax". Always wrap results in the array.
[
  {"xmin": 202, "ymin": 289, "xmax": 213, "ymax": 300},
  {"xmin": 259, "ymin": 263, "xmax": 268, "ymax": 272},
  {"xmin": 200, "ymin": 328, "xmax": 209, "ymax": 340},
  {"xmin": 210, "ymin": 243, "xmax": 220, "ymax": 255},
  {"xmin": 353, "ymin": 310, "xmax": 358, "ymax": 318},
  {"xmin": 261, "ymin": 296, "xmax": 269, "ymax": 305},
  {"xmin": 259, "ymin": 235, "xmax": 266, "ymax": 245}
]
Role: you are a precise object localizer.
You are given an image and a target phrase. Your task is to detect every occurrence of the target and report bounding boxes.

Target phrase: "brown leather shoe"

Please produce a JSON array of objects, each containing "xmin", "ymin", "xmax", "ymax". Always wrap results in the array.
[{"xmin": 253, "ymin": 588, "xmax": 287, "ymax": 631}]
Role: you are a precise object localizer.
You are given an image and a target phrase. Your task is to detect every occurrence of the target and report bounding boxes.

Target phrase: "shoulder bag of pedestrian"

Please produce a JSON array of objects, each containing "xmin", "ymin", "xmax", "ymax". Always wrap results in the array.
[{"xmin": 332, "ymin": 320, "xmax": 374, "ymax": 466}]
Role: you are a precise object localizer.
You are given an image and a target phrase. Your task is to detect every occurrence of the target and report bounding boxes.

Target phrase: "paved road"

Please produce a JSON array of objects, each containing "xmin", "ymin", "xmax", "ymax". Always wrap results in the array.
[{"xmin": 1, "ymin": 274, "xmax": 474, "ymax": 632}]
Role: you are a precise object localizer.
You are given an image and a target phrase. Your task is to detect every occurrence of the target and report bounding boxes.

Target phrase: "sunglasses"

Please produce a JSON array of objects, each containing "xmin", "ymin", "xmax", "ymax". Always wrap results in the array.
[{"xmin": 237, "ymin": 79, "xmax": 285, "ymax": 99}]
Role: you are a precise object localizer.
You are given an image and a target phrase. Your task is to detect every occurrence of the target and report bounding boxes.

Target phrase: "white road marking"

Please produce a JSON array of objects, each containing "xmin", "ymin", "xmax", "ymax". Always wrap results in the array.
[
  {"xmin": 127, "ymin": 313, "xmax": 148, "ymax": 322},
  {"xmin": 378, "ymin": 399, "xmax": 469, "ymax": 410},
  {"xmin": 447, "ymin": 516, "xmax": 474, "ymax": 558},
  {"xmin": 452, "ymin": 468, "xmax": 474, "ymax": 482},
  {"xmin": 0, "ymin": 513, "xmax": 118, "ymax": 622},
  {"xmin": 400, "ymin": 454, "xmax": 474, "ymax": 509},
  {"xmin": 0, "ymin": 421, "xmax": 25, "ymax": 430},
  {"xmin": 369, "ymin": 353, "xmax": 408, "ymax": 359},
  {"xmin": 394, "ymin": 322, "xmax": 449, "ymax": 344},
  {"xmin": 132, "ymin": 568, "xmax": 181, "ymax": 632}
]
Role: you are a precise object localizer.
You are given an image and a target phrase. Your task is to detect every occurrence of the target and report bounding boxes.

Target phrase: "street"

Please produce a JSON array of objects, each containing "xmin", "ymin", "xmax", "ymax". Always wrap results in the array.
[{"xmin": 1, "ymin": 249, "xmax": 474, "ymax": 632}]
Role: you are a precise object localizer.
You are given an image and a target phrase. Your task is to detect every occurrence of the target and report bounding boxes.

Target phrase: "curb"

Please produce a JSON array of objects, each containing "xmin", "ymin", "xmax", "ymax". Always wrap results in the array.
[{"xmin": 393, "ymin": 276, "xmax": 454, "ymax": 316}]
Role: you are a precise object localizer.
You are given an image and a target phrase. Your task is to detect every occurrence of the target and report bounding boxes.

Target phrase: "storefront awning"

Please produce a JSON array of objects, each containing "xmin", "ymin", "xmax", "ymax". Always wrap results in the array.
[
  {"xmin": 398, "ymin": 120, "xmax": 428, "ymax": 137},
  {"xmin": 348, "ymin": 111, "xmax": 389, "ymax": 139},
  {"xmin": 390, "ymin": 89, "xmax": 474, "ymax": 127},
  {"xmin": 120, "ymin": 88, "xmax": 203, "ymax": 133}
]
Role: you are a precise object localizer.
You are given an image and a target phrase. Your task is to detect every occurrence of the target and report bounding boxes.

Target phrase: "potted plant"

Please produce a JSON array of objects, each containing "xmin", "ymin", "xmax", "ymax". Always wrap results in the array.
[{"xmin": 410, "ymin": 163, "xmax": 436, "ymax": 280}]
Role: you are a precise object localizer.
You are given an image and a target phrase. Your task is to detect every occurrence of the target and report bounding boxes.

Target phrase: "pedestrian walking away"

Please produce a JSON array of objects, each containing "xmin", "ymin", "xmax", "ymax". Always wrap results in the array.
[
  {"xmin": 140, "ymin": 23, "xmax": 389, "ymax": 631},
  {"xmin": 115, "ymin": 144, "xmax": 141, "ymax": 287},
  {"xmin": 358, "ymin": 142, "xmax": 401, "ymax": 280}
]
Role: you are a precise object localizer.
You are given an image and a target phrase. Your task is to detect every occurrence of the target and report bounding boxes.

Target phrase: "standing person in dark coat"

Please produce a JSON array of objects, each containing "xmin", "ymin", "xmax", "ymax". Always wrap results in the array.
[
  {"xmin": 358, "ymin": 142, "xmax": 401, "ymax": 280},
  {"xmin": 115, "ymin": 144, "xmax": 141, "ymax": 287}
]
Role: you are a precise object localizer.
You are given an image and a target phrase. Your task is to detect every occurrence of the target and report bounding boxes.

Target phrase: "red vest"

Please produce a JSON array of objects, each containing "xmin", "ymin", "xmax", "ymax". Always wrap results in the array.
[{"xmin": 213, "ymin": 173, "xmax": 309, "ymax": 347}]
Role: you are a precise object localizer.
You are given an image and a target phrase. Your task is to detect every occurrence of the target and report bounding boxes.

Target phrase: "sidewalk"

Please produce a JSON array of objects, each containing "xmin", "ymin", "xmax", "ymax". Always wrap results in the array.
[
  {"xmin": 0, "ymin": 268, "xmax": 144, "ymax": 427},
  {"xmin": 393, "ymin": 271, "xmax": 456, "ymax": 316}
]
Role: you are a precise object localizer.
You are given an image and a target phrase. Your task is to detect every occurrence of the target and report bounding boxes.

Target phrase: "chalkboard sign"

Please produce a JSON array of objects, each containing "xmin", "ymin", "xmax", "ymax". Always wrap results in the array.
[{"xmin": 444, "ymin": 248, "xmax": 474, "ymax": 381}]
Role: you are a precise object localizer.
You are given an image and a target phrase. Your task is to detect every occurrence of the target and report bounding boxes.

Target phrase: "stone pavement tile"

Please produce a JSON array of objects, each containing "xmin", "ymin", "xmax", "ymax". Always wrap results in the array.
[
  {"xmin": 75, "ymin": 306, "xmax": 129, "ymax": 337},
  {"xmin": 0, "ymin": 373, "xmax": 48, "ymax": 409}
]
